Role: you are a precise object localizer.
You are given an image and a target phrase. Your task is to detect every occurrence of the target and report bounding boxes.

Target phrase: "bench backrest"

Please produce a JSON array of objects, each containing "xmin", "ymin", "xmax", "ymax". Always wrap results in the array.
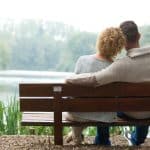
[{"xmin": 20, "ymin": 82, "xmax": 150, "ymax": 112}]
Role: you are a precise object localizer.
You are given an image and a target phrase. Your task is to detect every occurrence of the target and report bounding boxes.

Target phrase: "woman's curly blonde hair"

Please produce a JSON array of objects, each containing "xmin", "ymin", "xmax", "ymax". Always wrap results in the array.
[{"xmin": 96, "ymin": 27, "xmax": 126, "ymax": 60}]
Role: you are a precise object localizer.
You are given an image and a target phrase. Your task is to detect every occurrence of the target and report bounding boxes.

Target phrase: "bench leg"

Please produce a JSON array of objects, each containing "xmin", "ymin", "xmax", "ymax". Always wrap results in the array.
[
  {"xmin": 54, "ymin": 124, "xmax": 63, "ymax": 145},
  {"xmin": 54, "ymin": 94, "xmax": 63, "ymax": 145}
]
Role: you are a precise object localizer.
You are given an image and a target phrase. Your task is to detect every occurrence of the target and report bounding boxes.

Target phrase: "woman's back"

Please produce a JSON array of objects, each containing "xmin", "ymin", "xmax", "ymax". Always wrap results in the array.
[{"xmin": 75, "ymin": 54, "xmax": 111, "ymax": 74}]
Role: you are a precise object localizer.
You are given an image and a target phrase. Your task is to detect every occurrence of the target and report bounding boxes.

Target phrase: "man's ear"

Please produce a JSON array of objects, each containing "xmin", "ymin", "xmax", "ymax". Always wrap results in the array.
[{"xmin": 138, "ymin": 33, "xmax": 141, "ymax": 40}]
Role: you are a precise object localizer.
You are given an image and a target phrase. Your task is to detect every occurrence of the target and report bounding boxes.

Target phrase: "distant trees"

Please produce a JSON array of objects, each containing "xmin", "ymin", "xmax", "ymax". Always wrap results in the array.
[
  {"xmin": 0, "ymin": 20, "xmax": 150, "ymax": 72},
  {"xmin": 57, "ymin": 31, "xmax": 96, "ymax": 71},
  {"xmin": 0, "ymin": 24, "xmax": 13, "ymax": 69},
  {"xmin": 0, "ymin": 42, "xmax": 11, "ymax": 69},
  {"xmin": 140, "ymin": 26, "xmax": 150, "ymax": 47}
]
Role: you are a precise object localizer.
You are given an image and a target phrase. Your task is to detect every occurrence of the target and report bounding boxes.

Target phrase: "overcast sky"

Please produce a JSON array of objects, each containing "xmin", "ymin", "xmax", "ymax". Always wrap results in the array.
[{"xmin": 0, "ymin": 0, "xmax": 150, "ymax": 32}]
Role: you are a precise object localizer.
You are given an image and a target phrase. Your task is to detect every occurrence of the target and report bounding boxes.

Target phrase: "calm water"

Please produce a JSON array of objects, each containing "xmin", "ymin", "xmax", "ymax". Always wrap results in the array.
[{"xmin": 0, "ymin": 70, "xmax": 73, "ymax": 103}]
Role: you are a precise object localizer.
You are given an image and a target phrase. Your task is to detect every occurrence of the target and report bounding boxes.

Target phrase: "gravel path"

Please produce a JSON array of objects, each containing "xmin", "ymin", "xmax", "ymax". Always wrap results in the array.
[{"xmin": 0, "ymin": 135, "xmax": 149, "ymax": 150}]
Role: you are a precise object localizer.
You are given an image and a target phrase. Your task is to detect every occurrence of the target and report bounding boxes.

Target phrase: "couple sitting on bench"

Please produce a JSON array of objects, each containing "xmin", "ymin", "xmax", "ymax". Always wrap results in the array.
[{"xmin": 65, "ymin": 21, "xmax": 150, "ymax": 146}]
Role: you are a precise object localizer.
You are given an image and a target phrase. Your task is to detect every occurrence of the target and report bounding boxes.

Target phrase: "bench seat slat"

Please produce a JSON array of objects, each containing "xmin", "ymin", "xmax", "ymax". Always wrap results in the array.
[
  {"xmin": 22, "ymin": 112, "xmax": 54, "ymax": 126},
  {"xmin": 22, "ymin": 112, "xmax": 150, "ymax": 126}
]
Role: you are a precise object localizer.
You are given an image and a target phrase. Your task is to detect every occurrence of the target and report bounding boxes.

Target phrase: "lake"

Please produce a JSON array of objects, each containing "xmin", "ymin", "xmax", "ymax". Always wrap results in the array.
[{"xmin": 0, "ymin": 70, "xmax": 73, "ymax": 103}]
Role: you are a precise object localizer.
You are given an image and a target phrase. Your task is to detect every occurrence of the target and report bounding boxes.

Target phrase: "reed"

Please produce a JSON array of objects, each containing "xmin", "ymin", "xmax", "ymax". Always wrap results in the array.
[
  {"xmin": 4, "ymin": 96, "xmax": 20, "ymax": 134},
  {"xmin": 0, "ymin": 101, "xmax": 5, "ymax": 135}
]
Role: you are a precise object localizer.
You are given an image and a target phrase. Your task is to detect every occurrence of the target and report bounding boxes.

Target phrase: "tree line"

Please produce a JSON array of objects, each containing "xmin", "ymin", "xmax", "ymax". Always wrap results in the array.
[{"xmin": 0, "ymin": 19, "xmax": 149, "ymax": 72}]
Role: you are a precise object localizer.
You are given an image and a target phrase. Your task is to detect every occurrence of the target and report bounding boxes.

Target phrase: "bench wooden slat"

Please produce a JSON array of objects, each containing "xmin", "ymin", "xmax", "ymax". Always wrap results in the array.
[
  {"xmin": 19, "ymin": 84, "xmax": 55, "ymax": 97},
  {"xmin": 22, "ymin": 112, "xmax": 150, "ymax": 126},
  {"xmin": 61, "ymin": 98, "xmax": 150, "ymax": 111},
  {"xmin": 118, "ymin": 98, "xmax": 150, "ymax": 111},
  {"xmin": 22, "ymin": 112, "xmax": 54, "ymax": 126},
  {"xmin": 61, "ymin": 99, "xmax": 118, "ymax": 111},
  {"xmin": 60, "ymin": 82, "xmax": 150, "ymax": 97},
  {"xmin": 20, "ymin": 83, "xmax": 150, "ymax": 97},
  {"xmin": 22, "ymin": 112, "xmax": 69, "ymax": 126},
  {"xmin": 20, "ymin": 97, "xmax": 150, "ymax": 112},
  {"xmin": 20, "ymin": 98, "xmax": 54, "ymax": 111}
]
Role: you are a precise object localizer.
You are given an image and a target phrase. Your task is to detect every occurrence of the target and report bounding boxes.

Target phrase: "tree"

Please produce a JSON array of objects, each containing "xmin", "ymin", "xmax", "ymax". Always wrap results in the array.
[
  {"xmin": 57, "ymin": 31, "xmax": 97, "ymax": 71},
  {"xmin": 0, "ymin": 42, "xmax": 11, "ymax": 69}
]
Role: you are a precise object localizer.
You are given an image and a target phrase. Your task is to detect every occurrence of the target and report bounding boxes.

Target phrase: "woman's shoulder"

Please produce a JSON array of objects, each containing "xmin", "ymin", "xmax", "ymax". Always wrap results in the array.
[
  {"xmin": 77, "ymin": 54, "xmax": 95, "ymax": 62},
  {"xmin": 79, "ymin": 54, "xmax": 94, "ymax": 59}
]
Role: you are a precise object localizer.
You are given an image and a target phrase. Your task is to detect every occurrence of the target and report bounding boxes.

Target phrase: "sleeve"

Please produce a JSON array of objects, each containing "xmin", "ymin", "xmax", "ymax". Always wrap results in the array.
[
  {"xmin": 66, "ymin": 59, "xmax": 126, "ymax": 87},
  {"xmin": 66, "ymin": 72, "xmax": 98, "ymax": 87},
  {"xmin": 94, "ymin": 59, "xmax": 126, "ymax": 86}
]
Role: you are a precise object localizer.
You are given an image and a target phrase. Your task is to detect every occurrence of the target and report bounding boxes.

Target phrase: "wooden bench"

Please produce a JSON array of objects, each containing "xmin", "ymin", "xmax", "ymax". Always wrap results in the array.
[{"xmin": 19, "ymin": 82, "xmax": 150, "ymax": 145}]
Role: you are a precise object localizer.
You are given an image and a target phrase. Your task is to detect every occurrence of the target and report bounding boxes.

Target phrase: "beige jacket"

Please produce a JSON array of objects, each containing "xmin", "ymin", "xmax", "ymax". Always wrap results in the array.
[{"xmin": 66, "ymin": 46, "xmax": 150, "ymax": 119}]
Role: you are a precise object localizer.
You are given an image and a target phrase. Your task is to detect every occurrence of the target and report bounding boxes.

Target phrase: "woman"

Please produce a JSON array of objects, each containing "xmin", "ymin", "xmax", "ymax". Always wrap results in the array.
[{"xmin": 65, "ymin": 27, "xmax": 126, "ymax": 145}]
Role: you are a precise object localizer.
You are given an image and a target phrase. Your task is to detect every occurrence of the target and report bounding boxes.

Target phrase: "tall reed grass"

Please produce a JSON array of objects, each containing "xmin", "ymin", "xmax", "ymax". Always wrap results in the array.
[
  {"xmin": 4, "ymin": 96, "xmax": 20, "ymax": 134},
  {"xmin": 0, "ymin": 101, "xmax": 5, "ymax": 135}
]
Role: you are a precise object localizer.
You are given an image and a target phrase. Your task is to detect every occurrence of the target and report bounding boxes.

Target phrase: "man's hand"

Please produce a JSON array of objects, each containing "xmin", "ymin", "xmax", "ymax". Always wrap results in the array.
[{"xmin": 65, "ymin": 73, "xmax": 97, "ymax": 87}]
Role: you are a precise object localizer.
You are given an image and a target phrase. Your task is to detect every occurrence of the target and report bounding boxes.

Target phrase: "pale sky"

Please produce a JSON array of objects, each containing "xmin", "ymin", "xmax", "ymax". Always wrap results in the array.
[{"xmin": 0, "ymin": 0, "xmax": 150, "ymax": 32}]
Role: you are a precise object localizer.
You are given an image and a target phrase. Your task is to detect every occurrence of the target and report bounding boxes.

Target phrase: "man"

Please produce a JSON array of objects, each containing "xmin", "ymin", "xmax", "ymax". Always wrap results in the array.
[{"xmin": 66, "ymin": 21, "xmax": 150, "ymax": 145}]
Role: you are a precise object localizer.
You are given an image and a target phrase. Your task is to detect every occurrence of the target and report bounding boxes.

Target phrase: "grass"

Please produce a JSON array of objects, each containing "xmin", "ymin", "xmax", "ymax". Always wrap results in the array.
[
  {"xmin": 0, "ymin": 101, "xmax": 5, "ymax": 135},
  {"xmin": 5, "ymin": 97, "xmax": 20, "ymax": 134}
]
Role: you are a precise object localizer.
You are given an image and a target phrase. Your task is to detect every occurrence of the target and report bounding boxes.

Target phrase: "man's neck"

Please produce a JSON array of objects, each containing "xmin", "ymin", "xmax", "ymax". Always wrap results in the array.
[{"xmin": 126, "ymin": 42, "xmax": 140, "ymax": 51}]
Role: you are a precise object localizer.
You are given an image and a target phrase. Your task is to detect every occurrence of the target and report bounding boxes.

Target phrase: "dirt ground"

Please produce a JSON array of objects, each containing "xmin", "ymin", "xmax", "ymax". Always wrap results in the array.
[{"xmin": 0, "ymin": 135, "xmax": 149, "ymax": 150}]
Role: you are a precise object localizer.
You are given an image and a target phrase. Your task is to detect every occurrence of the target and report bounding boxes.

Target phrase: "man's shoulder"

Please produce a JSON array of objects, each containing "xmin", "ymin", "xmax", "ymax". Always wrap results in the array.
[
  {"xmin": 110, "ymin": 56, "xmax": 131, "ymax": 71},
  {"xmin": 127, "ymin": 46, "xmax": 150, "ymax": 58},
  {"xmin": 115, "ymin": 56, "xmax": 130, "ymax": 63}
]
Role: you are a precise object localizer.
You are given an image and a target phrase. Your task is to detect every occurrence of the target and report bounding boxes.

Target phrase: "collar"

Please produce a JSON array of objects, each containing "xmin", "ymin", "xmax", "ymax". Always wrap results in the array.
[{"xmin": 127, "ymin": 46, "xmax": 150, "ymax": 58}]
